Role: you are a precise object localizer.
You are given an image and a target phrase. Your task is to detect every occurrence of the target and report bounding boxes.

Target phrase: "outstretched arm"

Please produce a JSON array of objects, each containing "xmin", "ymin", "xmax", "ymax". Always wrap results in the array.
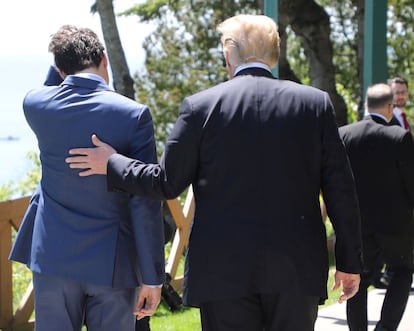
[{"xmin": 66, "ymin": 134, "xmax": 115, "ymax": 176}]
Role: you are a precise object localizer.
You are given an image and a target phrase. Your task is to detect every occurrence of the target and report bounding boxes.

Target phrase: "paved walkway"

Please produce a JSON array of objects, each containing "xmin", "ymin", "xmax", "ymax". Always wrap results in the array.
[{"xmin": 315, "ymin": 288, "xmax": 414, "ymax": 330}]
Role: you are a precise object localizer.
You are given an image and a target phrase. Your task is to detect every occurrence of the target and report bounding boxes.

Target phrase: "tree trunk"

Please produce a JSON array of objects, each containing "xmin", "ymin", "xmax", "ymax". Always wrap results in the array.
[
  {"xmin": 277, "ymin": 20, "xmax": 301, "ymax": 83},
  {"xmin": 95, "ymin": 0, "xmax": 135, "ymax": 100},
  {"xmin": 280, "ymin": 0, "xmax": 348, "ymax": 126}
]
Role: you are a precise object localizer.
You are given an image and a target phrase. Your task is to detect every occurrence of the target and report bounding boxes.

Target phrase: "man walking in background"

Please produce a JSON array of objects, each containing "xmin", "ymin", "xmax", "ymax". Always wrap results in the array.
[
  {"xmin": 375, "ymin": 77, "xmax": 411, "ymax": 290},
  {"xmin": 9, "ymin": 25, "xmax": 165, "ymax": 330},
  {"xmin": 339, "ymin": 83, "xmax": 414, "ymax": 331},
  {"xmin": 66, "ymin": 14, "xmax": 362, "ymax": 331},
  {"xmin": 389, "ymin": 77, "xmax": 410, "ymax": 130}
]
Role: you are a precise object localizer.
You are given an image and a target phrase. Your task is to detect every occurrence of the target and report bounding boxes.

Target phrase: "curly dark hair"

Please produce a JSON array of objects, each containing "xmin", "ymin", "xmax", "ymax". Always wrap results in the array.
[{"xmin": 48, "ymin": 25, "xmax": 105, "ymax": 75}]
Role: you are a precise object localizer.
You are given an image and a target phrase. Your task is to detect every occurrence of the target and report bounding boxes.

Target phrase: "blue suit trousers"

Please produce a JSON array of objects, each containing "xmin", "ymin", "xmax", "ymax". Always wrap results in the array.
[{"xmin": 33, "ymin": 272, "xmax": 138, "ymax": 331}]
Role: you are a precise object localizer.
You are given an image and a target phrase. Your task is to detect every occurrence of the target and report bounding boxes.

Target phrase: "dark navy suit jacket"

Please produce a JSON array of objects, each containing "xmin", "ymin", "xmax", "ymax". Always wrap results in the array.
[
  {"xmin": 339, "ymin": 115, "xmax": 414, "ymax": 235},
  {"xmin": 105, "ymin": 67, "xmax": 363, "ymax": 306},
  {"xmin": 10, "ymin": 73, "xmax": 165, "ymax": 288}
]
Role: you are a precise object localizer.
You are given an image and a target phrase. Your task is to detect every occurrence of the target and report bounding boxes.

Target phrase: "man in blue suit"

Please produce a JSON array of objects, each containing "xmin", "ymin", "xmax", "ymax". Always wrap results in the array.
[{"xmin": 9, "ymin": 25, "xmax": 165, "ymax": 331}]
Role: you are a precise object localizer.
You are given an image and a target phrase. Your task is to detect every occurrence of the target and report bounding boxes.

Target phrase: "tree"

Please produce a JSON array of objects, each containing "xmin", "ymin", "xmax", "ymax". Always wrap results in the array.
[
  {"xmin": 279, "ymin": 0, "xmax": 349, "ymax": 125},
  {"xmin": 124, "ymin": 0, "xmax": 356, "ymax": 140},
  {"xmin": 388, "ymin": 0, "xmax": 414, "ymax": 118},
  {"xmin": 123, "ymin": 0, "xmax": 262, "ymax": 152},
  {"xmin": 93, "ymin": 0, "xmax": 135, "ymax": 99},
  {"xmin": 311, "ymin": 0, "xmax": 364, "ymax": 119}
]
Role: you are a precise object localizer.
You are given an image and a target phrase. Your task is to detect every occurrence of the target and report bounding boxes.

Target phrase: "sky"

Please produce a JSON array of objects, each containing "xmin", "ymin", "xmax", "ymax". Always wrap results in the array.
[
  {"xmin": 0, "ymin": 0, "xmax": 151, "ymax": 78},
  {"xmin": 0, "ymin": 0, "xmax": 153, "ymax": 185}
]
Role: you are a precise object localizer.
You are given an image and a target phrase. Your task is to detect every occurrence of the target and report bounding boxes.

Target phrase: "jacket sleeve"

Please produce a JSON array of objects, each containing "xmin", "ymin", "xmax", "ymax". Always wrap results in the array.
[
  {"xmin": 107, "ymin": 97, "xmax": 201, "ymax": 200},
  {"xmin": 397, "ymin": 131, "xmax": 414, "ymax": 207},
  {"xmin": 127, "ymin": 107, "xmax": 165, "ymax": 286},
  {"xmin": 320, "ymin": 94, "xmax": 363, "ymax": 274},
  {"xmin": 9, "ymin": 186, "xmax": 41, "ymax": 264}
]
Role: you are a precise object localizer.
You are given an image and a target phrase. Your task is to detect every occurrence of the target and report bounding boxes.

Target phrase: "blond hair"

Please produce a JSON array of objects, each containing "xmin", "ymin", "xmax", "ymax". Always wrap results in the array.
[{"xmin": 217, "ymin": 14, "xmax": 280, "ymax": 69}]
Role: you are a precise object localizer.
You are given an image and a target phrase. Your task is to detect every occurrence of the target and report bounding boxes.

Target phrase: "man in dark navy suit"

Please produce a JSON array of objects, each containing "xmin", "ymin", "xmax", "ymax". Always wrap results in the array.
[
  {"xmin": 340, "ymin": 83, "xmax": 414, "ymax": 331},
  {"xmin": 66, "ymin": 14, "xmax": 363, "ymax": 331},
  {"xmin": 10, "ymin": 25, "xmax": 165, "ymax": 331}
]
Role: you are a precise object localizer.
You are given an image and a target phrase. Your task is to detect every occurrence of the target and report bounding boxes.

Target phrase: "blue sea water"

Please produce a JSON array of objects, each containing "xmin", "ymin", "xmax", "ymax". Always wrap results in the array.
[{"xmin": 0, "ymin": 54, "xmax": 48, "ymax": 187}]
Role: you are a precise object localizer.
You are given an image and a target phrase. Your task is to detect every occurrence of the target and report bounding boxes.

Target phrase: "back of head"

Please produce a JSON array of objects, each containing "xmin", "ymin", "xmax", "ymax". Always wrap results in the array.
[
  {"xmin": 49, "ymin": 25, "xmax": 105, "ymax": 75},
  {"xmin": 366, "ymin": 83, "xmax": 393, "ymax": 116},
  {"xmin": 217, "ymin": 14, "xmax": 280, "ymax": 69}
]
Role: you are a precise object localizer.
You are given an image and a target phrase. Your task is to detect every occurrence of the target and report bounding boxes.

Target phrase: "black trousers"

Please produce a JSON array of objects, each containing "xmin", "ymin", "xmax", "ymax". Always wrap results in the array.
[
  {"xmin": 346, "ymin": 230, "xmax": 414, "ymax": 331},
  {"xmin": 199, "ymin": 292, "xmax": 319, "ymax": 331},
  {"xmin": 347, "ymin": 269, "xmax": 412, "ymax": 331},
  {"xmin": 136, "ymin": 316, "xmax": 150, "ymax": 331}
]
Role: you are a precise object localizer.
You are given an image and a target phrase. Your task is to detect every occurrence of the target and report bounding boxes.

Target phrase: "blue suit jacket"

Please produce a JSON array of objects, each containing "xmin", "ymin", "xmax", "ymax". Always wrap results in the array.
[{"xmin": 10, "ymin": 74, "xmax": 165, "ymax": 288}]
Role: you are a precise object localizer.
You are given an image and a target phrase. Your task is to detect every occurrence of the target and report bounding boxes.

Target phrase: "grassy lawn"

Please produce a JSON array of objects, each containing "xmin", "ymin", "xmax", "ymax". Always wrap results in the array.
[{"xmin": 151, "ymin": 305, "xmax": 201, "ymax": 331}]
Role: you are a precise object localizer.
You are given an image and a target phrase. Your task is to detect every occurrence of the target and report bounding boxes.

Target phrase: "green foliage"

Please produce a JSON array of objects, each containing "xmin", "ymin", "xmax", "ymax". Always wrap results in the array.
[
  {"xmin": 284, "ymin": 24, "xmax": 309, "ymax": 84},
  {"xmin": 121, "ymin": 0, "xmax": 173, "ymax": 21},
  {"xmin": 0, "ymin": 151, "xmax": 40, "ymax": 202},
  {"xmin": 2, "ymin": 152, "xmax": 40, "ymax": 313},
  {"xmin": 15, "ymin": 151, "xmax": 41, "ymax": 196},
  {"xmin": 0, "ymin": 181, "xmax": 16, "ymax": 201},
  {"xmin": 336, "ymin": 83, "xmax": 358, "ymax": 124},
  {"xmin": 12, "ymin": 259, "xmax": 32, "ymax": 313},
  {"xmin": 324, "ymin": 1, "xmax": 361, "ymax": 103},
  {"xmin": 388, "ymin": 1, "xmax": 414, "ymax": 80},
  {"xmin": 127, "ymin": 0, "xmax": 261, "ymax": 154},
  {"xmin": 124, "ymin": 0, "xmax": 414, "ymax": 148},
  {"xmin": 388, "ymin": 0, "xmax": 414, "ymax": 118}
]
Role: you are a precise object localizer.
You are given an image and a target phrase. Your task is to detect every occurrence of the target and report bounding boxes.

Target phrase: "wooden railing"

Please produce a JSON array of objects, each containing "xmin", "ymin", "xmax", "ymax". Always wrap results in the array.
[
  {"xmin": 0, "ymin": 190, "xmax": 194, "ymax": 331},
  {"xmin": 0, "ymin": 196, "xmax": 32, "ymax": 331}
]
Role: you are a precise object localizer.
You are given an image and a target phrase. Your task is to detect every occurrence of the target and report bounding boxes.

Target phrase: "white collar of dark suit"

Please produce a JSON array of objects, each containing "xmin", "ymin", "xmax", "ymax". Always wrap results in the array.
[{"xmin": 234, "ymin": 62, "xmax": 271, "ymax": 76}]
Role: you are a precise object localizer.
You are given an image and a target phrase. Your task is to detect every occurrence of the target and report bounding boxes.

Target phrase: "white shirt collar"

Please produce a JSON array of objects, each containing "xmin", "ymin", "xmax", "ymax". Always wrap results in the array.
[
  {"xmin": 393, "ymin": 107, "xmax": 403, "ymax": 116},
  {"xmin": 234, "ymin": 62, "xmax": 271, "ymax": 76}
]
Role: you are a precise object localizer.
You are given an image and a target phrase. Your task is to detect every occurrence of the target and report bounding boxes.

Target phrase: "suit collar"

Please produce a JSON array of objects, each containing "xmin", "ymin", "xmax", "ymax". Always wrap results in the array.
[
  {"xmin": 364, "ymin": 114, "xmax": 389, "ymax": 125},
  {"xmin": 235, "ymin": 67, "xmax": 275, "ymax": 79},
  {"xmin": 62, "ymin": 75, "xmax": 112, "ymax": 92}
]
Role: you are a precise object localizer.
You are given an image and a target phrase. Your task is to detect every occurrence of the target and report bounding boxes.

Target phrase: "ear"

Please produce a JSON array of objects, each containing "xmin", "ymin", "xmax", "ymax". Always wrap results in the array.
[
  {"xmin": 100, "ymin": 51, "xmax": 110, "ymax": 85},
  {"xmin": 224, "ymin": 50, "xmax": 235, "ymax": 79},
  {"xmin": 101, "ymin": 51, "xmax": 109, "ymax": 69},
  {"xmin": 56, "ymin": 67, "xmax": 66, "ymax": 80},
  {"xmin": 388, "ymin": 103, "xmax": 394, "ymax": 118}
]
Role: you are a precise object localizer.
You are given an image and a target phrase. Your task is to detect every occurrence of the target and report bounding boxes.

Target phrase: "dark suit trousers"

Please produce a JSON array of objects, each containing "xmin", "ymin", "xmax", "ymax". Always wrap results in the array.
[
  {"xmin": 346, "ymin": 229, "xmax": 413, "ymax": 331},
  {"xmin": 136, "ymin": 316, "xmax": 151, "ymax": 331},
  {"xmin": 347, "ymin": 269, "xmax": 412, "ymax": 331},
  {"xmin": 33, "ymin": 272, "xmax": 138, "ymax": 331},
  {"xmin": 199, "ymin": 292, "xmax": 319, "ymax": 331}
]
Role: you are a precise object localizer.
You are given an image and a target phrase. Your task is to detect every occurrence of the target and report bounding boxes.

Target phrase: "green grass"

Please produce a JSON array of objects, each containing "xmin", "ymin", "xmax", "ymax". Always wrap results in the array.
[{"xmin": 150, "ymin": 304, "xmax": 201, "ymax": 331}]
